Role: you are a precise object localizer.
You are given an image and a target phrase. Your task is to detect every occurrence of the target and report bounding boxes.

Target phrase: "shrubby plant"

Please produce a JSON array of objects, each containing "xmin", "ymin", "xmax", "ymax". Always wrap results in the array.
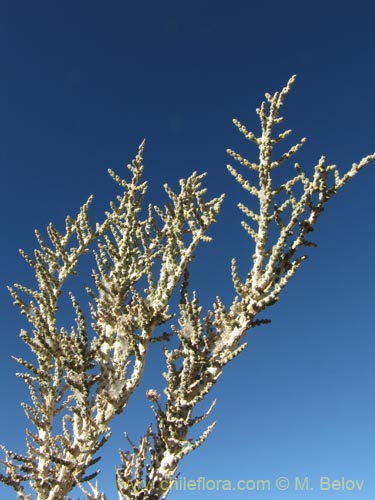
[{"xmin": 1, "ymin": 77, "xmax": 373, "ymax": 499}]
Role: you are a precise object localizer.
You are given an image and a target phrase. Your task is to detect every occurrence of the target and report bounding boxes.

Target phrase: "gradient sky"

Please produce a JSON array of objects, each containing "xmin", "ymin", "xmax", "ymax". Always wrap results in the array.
[{"xmin": 1, "ymin": 1, "xmax": 375, "ymax": 499}]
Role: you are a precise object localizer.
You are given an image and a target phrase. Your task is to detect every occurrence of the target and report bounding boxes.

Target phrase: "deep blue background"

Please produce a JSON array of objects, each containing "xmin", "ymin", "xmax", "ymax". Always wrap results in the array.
[{"xmin": 1, "ymin": 1, "xmax": 374, "ymax": 498}]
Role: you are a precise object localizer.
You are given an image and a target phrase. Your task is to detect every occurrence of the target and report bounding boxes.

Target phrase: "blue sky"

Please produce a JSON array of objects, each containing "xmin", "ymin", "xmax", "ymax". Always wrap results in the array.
[{"xmin": 1, "ymin": 1, "xmax": 374, "ymax": 499}]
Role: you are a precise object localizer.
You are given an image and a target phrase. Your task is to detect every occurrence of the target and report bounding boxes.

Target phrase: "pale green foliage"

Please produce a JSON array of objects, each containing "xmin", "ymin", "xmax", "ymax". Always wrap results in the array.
[{"xmin": 1, "ymin": 77, "xmax": 374, "ymax": 500}]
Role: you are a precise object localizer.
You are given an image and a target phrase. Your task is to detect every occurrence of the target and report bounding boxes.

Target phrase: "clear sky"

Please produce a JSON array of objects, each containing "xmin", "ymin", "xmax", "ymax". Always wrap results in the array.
[{"xmin": 1, "ymin": 1, "xmax": 374, "ymax": 499}]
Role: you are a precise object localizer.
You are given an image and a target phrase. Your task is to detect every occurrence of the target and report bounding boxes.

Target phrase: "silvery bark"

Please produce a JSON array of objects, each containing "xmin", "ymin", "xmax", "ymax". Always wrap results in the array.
[{"xmin": 1, "ymin": 77, "xmax": 373, "ymax": 500}]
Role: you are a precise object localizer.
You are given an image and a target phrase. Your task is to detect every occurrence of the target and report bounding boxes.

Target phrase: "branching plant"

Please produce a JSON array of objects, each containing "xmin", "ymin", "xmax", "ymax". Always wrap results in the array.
[{"xmin": 1, "ymin": 76, "xmax": 374, "ymax": 500}]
